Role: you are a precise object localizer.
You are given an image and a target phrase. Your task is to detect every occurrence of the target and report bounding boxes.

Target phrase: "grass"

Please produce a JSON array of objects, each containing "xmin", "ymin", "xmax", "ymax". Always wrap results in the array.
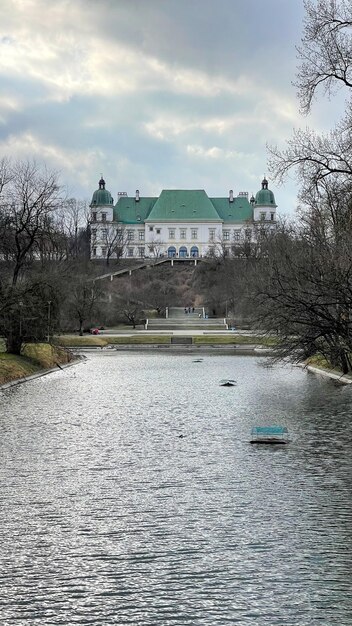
[
  {"xmin": 56, "ymin": 335, "xmax": 171, "ymax": 346},
  {"xmin": 107, "ymin": 335, "xmax": 170, "ymax": 345},
  {"xmin": 55, "ymin": 333, "xmax": 277, "ymax": 347},
  {"xmin": 193, "ymin": 335, "xmax": 276, "ymax": 345},
  {"xmin": 305, "ymin": 354, "xmax": 332, "ymax": 370},
  {"xmin": 0, "ymin": 342, "xmax": 73, "ymax": 385},
  {"xmin": 0, "ymin": 353, "xmax": 42, "ymax": 384},
  {"xmin": 57, "ymin": 335, "xmax": 109, "ymax": 347}
]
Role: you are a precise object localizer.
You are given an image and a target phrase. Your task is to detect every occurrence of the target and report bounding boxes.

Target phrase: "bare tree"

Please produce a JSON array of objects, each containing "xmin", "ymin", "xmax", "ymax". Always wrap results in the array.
[
  {"xmin": 68, "ymin": 279, "xmax": 103, "ymax": 335},
  {"xmin": 0, "ymin": 278, "xmax": 61, "ymax": 354},
  {"xmin": 109, "ymin": 276, "xmax": 145, "ymax": 328},
  {"xmin": 54, "ymin": 197, "xmax": 92, "ymax": 261},
  {"xmin": 101, "ymin": 224, "xmax": 127, "ymax": 266},
  {"xmin": 251, "ymin": 208, "xmax": 352, "ymax": 373},
  {"xmin": 0, "ymin": 159, "xmax": 63, "ymax": 285},
  {"xmin": 147, "ymin": 236, "xmax": 165, "ymax": 258},
  {"xmin": 268, "ymin": 0, "xmax": 352, "ymax": 194},
  {"xmin": 295, "ymin": 0, "xmax": 352, "ymax": 115}
]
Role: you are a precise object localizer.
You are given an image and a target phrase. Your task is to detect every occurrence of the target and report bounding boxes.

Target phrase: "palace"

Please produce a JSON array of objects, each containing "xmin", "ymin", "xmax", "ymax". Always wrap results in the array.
[{"xmin": 89, "ymin": 176, "xmax": 277, "ymax": 260}]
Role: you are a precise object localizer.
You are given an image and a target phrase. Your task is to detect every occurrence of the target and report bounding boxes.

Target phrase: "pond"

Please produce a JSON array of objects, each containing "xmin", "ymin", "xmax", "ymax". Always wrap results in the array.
[{"xmin": 0, "ymin": 353, "xmax": 351, "ymax": 625}]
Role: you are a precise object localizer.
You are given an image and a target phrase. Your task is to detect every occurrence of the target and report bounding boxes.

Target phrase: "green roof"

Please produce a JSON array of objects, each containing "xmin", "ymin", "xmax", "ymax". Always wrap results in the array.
[
  {"xmin": 210, "ymin": 196, "xmax": 253, "ymax": 223},
  {"xmin": 90, "ymin": 177, "xmax": 113, "ymax": 207},
  {"xmin": 113, "ymin": 196, "xmax": 157, "ymax": 224},
  {"xmin": 255, "ymin": 188, "xmax": 277, "ymax": 206},
  {"xmin": 91, "ymin": 188, "xmax": 113, "ymax": 207},
  {"xmin": 146, "ymin": 190, "xmax": 222, "ymax": 222}
]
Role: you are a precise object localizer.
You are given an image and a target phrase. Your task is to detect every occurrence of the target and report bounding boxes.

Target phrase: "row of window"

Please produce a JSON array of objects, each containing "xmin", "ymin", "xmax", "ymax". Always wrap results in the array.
[
  {"xmin": 92, "ymin": 246, "xmax": 146, "ymax": 258},
  {"xmin": 92, "ymin": 226, "xmax": 276, "ymax": 244}
]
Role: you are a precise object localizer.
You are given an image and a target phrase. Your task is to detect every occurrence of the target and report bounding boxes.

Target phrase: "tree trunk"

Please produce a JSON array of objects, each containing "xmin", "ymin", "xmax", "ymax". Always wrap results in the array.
[{"xmin": 6, "ymin": 334, "xmax": 22, "ymax": 355}]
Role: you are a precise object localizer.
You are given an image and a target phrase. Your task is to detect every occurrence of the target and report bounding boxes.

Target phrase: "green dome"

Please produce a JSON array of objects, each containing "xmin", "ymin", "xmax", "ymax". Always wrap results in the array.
[
  {"xmin": 90, "ymin": 177, "xmax": 113, "ymax": 207},
  {"xmin": 255, "ymin": 177, "xmax": 276, "ymax": 206}
]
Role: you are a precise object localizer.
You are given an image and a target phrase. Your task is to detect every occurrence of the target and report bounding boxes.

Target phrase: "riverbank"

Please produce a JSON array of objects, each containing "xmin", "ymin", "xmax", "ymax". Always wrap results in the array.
[
  {"xmin": 0, "ymin": 343, "xmax": 76, "ymax": 387},
  {"xmin": 1, "ymin": 338, "xmax": 352, "ymax": 387},
  {"xmin": 305, "ymin": 363, "xmax": 352, "ymax": 384}
]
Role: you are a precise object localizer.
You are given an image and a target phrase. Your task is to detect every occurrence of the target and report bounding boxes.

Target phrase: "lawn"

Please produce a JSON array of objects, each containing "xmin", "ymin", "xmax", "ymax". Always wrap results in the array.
[
  {"xmin": 56, "ymin": 335, "xmax": 171, "ymax": 346},
  {"xmin": 193, "ymin": 335, "xmax": 276, "ymax": 345},
  {"xmin": 56, "ymin": 333, "xmax": 276, "ymax": 347},
  {"xmin": 0, "ymin": 342, "xmax": 74, "ymax": 385}
]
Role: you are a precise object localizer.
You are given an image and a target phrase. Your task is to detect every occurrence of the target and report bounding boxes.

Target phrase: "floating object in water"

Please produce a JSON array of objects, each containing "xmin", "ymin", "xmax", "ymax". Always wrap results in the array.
[
  {"xmin": 250, "ymin": 426, "xmax": 289, "ymax": 444},
  {"xmin": 220, "ymin": 379, "xmax": 237, "ymax": 387},
  {"xmin": 192, "ymin": 359, "xmax": 203, "ymax": 363}
]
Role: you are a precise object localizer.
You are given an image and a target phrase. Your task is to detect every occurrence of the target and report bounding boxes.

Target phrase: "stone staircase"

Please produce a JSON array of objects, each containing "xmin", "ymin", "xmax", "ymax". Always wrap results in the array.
[{"xmin": 146, "ymin": 307, "xmax": 228, "ymax": 331}]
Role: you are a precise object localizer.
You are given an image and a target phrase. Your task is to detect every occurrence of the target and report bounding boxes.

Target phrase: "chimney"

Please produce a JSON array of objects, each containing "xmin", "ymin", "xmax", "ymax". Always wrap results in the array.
[
  {"xmin": 135, "ymin": 189, "xmax": 140, "ymax": 202},
  {"xmin": 229, "ymin": 189, "xmax": 234, "ymax": 203}
]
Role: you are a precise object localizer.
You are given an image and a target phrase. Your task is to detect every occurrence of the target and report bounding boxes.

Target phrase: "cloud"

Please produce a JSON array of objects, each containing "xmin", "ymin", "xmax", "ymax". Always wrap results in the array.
[{"xmin": 0, "ymin": 0, "xmax": 309, "ymax": 213}]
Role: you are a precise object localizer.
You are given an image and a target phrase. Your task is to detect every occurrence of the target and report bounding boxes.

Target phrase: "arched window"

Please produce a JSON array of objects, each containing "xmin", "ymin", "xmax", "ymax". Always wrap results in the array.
[
  {"xmin": 168, "ymin": 246, "xmax": 176, "ymax": 258},
  {"xmin": 179, "ymin": 246, "xmax": 188, "ymax": 258},
  {"xmin": 190, "ymin": 246, "xmax": 199, "ymax": 258}
]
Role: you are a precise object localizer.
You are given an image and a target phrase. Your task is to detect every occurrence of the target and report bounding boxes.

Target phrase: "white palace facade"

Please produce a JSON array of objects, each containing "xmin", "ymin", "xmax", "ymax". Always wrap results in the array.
[{"xmin": 89, "ymin": 176, "xmax": 278, "ymax": 260}]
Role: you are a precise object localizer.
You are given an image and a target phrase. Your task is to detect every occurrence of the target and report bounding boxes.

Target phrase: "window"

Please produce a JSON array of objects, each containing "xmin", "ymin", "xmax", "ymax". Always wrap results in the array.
[
  {"xmin": 180, "ymin": 229, "xmax": 186, "ymax": 239},
  {"xmin": 260, "ymin": 212, "xmax": 266, "ymax": 221},
  {"xmin": 138, "ymin": 230, "xmax": 144, "ymax": 241},
  {"xmin": 127, "ymin": 247, "xmax": 134, "ymax": 257},
  {"xmin": 92, "ymin": 247, "xmax": 97, "ymax": 257},
  {"xmin": 127, "ymin": 230, "xmax": 134, "ymax": 241},
  {"xmin": 92, "ymin": 212, "xmax": 97, "ymax": 221},
  {"xmin": 168, "ymin": 229, "xmax": 175, "ymax": 239},
  {"xmin": 191, "ymin": 229, "xmax": 198, "ymax": 240},
  {"xmin": 190, "ymin": 246, "xmax": 199, "ymax": 258},
  {"xmin": 156, "ymin": 228, "xmax": 161, "ymax": 235},
  {"xmin": 138, "ymin": 246, "xmax": 145, "ymax": 257},
  {"xmin": 91, "ymin": 229, "xmax": 97, "ymax": 240},
  {"xmin": 168, "ymin": 246, "xmax": 176, "ymax": 258},
  {"xmin": 101, "ymin": 213, "xmax": 107, "ymax": 222},
  {"xmin": 209, "ymin": 228, "xmax": 215, "ymax": 241},
  {"xmin": 101, "ymin": 247, "xmax": 107, "ymax": 257},
  {"xmin": 270, "ymin": 212, "xmax": 275, "ymax": 221},
  {"xmin": 223, "ymin": 230, "xmax": 230, "ymax": 240},
  {"xmin": 233, "ymin": 231, "xmax": 240, "ymax": 241},
  {"xmin": 245, "ymin": 228, "xmax": 252, "ymax": 240},
  {"xmin": 179, "ymin": 246, "xmax": 188, "ymax": 258},
  {"xmin": 149, "ymin": 226, "xmax": 154, "ymax": 232},
  {"xmin": 101, "ymin": 228, "xmax": 108, "ymax": 237}
]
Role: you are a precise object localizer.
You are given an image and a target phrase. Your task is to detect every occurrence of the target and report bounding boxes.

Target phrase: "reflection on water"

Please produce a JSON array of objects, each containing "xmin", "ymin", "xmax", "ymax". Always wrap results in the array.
[{"xmin": 0, "ymin": 353, "xmax": 351, "ymax": 625}]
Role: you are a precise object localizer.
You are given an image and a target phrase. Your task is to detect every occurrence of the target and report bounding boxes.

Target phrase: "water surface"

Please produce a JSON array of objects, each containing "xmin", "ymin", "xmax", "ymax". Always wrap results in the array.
[{"xmin": 0, "ymin": 353, "xmax": 351, "ymax": 625}]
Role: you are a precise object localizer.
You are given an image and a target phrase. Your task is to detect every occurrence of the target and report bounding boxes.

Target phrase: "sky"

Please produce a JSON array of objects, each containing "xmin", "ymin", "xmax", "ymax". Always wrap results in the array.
[{"xmin": 0, "ymin": 0, "xmax": 336, "ymax": 214}]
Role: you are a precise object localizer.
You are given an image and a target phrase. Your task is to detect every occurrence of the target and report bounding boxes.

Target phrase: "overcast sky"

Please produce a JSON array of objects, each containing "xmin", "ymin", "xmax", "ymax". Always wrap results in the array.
[{"xmin": 0, "ymin": 0, "xmax": 334, "ymax": 213}]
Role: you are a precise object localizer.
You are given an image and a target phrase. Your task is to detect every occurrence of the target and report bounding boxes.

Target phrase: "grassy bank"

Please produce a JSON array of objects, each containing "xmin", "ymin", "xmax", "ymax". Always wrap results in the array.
[
  {"xmin": 0, "ymin": 343, "xmax": 74, "ymax": 386},
  {"xmin": 56, "ymin": 334, "xmax": 275, "ymax": 347},
  {"xmin": 193, "ymin": 335, "xmax": 276, "ymax": 345}
]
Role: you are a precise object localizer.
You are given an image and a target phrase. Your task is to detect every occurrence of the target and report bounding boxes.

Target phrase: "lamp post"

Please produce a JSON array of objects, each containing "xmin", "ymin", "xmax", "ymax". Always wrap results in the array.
[
  {"xmin": 47, "ymin": 300, "xmax": 52, "ymax": 343},
  {"xmin": 19, "ymin": 300, "xmax": 23, "ymax": 339}
]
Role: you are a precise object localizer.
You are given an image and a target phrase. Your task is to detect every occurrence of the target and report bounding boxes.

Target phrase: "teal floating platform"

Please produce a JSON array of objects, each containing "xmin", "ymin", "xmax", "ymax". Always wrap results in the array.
[{"xmin": 250, "ymin": 426, "xmax": 289, "ymax": 444}]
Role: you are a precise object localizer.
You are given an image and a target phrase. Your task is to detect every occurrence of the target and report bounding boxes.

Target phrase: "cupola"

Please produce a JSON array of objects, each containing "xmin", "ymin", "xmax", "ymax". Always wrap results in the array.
[
  {"xmin": 255, "ymin": 176, "xmax": 277, "ymax": 207},
  {"xmin": 90, "ymin": 175, "xmax": 114, "ymax": 207}
]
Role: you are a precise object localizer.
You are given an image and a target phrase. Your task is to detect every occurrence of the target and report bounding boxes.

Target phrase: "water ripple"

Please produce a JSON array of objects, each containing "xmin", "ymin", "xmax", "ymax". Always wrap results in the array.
[{"xmin": 0, "ymin": 354, "xmax": 351, "ymax": 625}]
